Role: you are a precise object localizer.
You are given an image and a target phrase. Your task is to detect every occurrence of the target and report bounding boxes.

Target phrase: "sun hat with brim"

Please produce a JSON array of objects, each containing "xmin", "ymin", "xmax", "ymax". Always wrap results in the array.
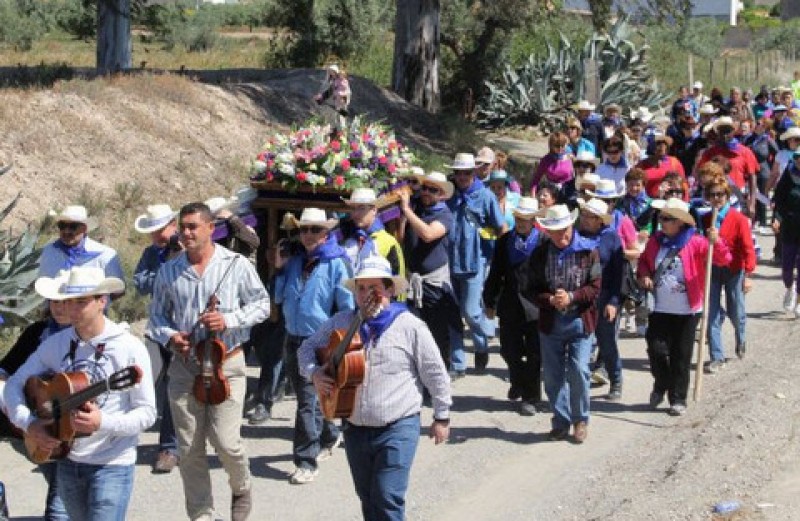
[
  {"xmin": 134, "ymin": 204, "xmax": 178, "ymax": 234},
  {"xmin": 774, "ymin": 104, "xmax": 789, "ymax": 112},
  {"xmin": 578, "ymin": 198, "xmax": 612, "ymax": 225},
  {"xmin": 53, "ymin": 205, "xmax": 98, "ymax": 230},
  {"xmin": 512, "ymin": 197, "xmax": 541, "ymax": 220},
  {"xmin": 698, "ymin": 104, "xmax": 718, "ymax": 115},
  {"xmin": 444, "ymin": 153, "xmax": 476, "ymax": 170},
  {"xmin": 653, "ymin": 198, "xmax": 695, "ymax": 226},
  {"xmin": 653, "ymin": 134, "xmax": 673, "ymax": 146},
  {"xmin": 586, "ymin": 179, "xmax": 623, "ymax": 199},
  {"xmin": 573, "ymin": 100, "xmax": 596, "ymax": 111},
  {"xmin": 416, "ymin": 171, "xmax": 454, "ymax": 199},
  {"xmin": 576, "ymin": 173, "xmax": 601, "ymax": 189},
  {"xmin": 573, "ymin": 150, "xmax": 599, "ymax": 166},
  {"xmin": 603, "ymin": 103, "xmax": 622, "ymax": 116},
  {"xmin": 712, "ymin": 116, "xmax": 736, "ymax": 132},
  {"xmin": 327, "ymin": 64, "xmax": 340, "ymax": 74},
  {"xmin": 342, "ymin": 188, "xmax": 378, "ymax": 206},
  {"xmin": 284, "ymin": 207, "xmax": 338, "ymax": 230},
  {"xmin": 693, "ymin": 81, "xmax": 703, "ymax": 90},
  {"xmin": 536, "ymin": 204, "xmax": 578, "ymax": 231},
  {"xmin": 343, "ymin": 255, "xmax": 408, "ymax": 294},
  {"xmin": 204, "ymin": 196, "xmax": 236, "ymax": 215},
  {"xmin": 35, "ymin": 266, "xmax": 125, "ymax": 301},
  {"xmin": 488, "ymin": 169, "xmax": 511, "ymax": 185},
  {"xmin": 475, "ymin": 147, "xmax": 495, "ymax": 165},
  {"xmin": 780, "ymin": 127, "xmax": 800, "ymax": 141},
  {"xmin": 631, "ymin": 106, "xmax": 653, "ymax": 123}
]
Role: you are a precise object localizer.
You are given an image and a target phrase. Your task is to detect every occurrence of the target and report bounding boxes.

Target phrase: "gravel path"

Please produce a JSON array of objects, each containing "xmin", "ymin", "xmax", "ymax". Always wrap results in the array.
[{"xmin": 1, "ymin": 234, "xmax": 797, "ymax": 521}]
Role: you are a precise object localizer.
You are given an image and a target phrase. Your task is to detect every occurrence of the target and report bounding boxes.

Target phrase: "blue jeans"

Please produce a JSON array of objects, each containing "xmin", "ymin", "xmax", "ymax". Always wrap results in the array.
[
  {"xmin": 156, "ymin": 348, "xmax": 178, "ymax": 454},
  {"xmin": 344, "ymin": 415, "xmax": 420, "ymax": 521},
  {"xmin": 595, "ymin": 306, "xmax": 623, "ymax": 385},
  {"xmin": 707, "ymin": 267, "xmax": 746, "ymax": 362},
  {"xmin": 57, "ymin": 459, "xmax": 134, "ymax": 521},
  {"xmin": 539, "ymin": 314, "xmax": 593, "ymax": 430},
  {"xmin": 285, "ymin": 336, "xmax": 340, "ymax": 470},
  {"xmin": 452, "ymin": 267, "xmax": 496, "ymax": 355},
  {"xmin": 41, "ymin": 461, "xmax": 69, "ymax": 520}
]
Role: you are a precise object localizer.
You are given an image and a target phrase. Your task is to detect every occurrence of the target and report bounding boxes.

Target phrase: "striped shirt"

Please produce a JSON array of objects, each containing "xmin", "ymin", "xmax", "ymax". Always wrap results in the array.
[
  {"xmin": 146, "ymin": 245, "xmax": 269, "ymax": 351},
  {"xmin": 298, "ymin": 311, "xmax": 452, "ymax": 427}
]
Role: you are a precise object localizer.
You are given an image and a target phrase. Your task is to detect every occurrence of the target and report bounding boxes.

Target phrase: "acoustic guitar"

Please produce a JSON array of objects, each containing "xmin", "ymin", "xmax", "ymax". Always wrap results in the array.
[
  {"xmin": 23, "ymin": 365, "xmax": 142, "ymax": 464},
  {"xmin": 316, "ymin": 292, "xmax": 381, "ymax": 420}
]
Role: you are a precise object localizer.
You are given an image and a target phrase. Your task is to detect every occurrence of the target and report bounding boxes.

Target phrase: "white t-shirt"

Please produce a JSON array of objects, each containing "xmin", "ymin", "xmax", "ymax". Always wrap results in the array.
[{"xmin": 653, "ymin": 247, "xmax": 695, "ymax": 315}]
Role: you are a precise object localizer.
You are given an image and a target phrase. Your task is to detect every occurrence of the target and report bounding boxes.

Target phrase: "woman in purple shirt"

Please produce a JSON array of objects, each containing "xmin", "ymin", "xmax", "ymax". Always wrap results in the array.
[{"xmin": 530, "ymin": 132, "xmax": 575, "ymax": 198}]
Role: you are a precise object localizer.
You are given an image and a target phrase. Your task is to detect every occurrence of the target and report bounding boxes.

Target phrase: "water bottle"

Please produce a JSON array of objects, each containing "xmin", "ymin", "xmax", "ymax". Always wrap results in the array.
[{"xmin": 0, "ymin": 480, "xmax": 9, "ymax": 520}]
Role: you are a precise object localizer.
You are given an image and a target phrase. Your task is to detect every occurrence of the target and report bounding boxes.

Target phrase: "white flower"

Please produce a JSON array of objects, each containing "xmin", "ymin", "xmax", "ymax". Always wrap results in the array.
[
  {"xmin": 253, "ymin": 160, "xmax": 267, "ymax": 173},
  {"xmin": 279, "ymin": 163, "xmax": 295, "ymax": 175}
]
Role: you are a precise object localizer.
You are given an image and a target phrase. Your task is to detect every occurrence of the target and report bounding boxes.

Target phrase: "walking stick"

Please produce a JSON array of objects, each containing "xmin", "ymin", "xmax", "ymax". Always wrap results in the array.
[{"xmin": 693, "ymin": 208, "xmax": 718, "ymax": 402}]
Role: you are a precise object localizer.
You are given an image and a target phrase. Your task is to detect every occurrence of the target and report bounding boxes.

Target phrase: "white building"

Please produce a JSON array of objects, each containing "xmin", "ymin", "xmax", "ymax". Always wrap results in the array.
[{"xmin": 563, "ymin": 0, "xmax": 744, "ymax": 26}]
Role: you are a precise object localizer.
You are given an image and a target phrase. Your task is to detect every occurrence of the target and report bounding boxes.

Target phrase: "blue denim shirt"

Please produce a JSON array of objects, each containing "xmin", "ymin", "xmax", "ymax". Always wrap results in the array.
[
  {"xmin": 447, "ymin": 182, "xmax": 504, "ymax": 275},
  {"xmin": 274, "ymin": 256, "xmax": 355, "ymax": 337},
  {"xmin": 133, "ymin": 244, "xmax": 165, "ymax": 297}
]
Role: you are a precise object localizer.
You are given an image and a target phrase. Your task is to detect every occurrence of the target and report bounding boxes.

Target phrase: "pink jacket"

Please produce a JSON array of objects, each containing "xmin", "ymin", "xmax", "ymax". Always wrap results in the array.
[{"xmin": 638, "ymin": 232, "xmax": 732, "ymax": 311}]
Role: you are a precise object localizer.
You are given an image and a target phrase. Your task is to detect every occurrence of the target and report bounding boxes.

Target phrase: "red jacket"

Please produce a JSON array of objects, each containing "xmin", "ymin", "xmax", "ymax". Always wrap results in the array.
[
  {"xmin": 702, "ymin": 208, "xmax": 756, "ymax": 274},
  {"xmin": 697, "ymin": 145, "xmax": 759, "ymax": 189},
  {"xmin": 638, "ymin": 232, "xmax": 732, "ymax": 311},
  {"xmin": 637, "ymin": 155, "xmax": 685, "ymax": 197}
]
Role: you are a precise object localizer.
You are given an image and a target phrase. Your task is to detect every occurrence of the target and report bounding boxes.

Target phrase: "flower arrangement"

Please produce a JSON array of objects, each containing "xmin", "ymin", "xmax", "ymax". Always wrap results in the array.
[{"xmin": 250, "ymin": 117, "xmax": 415, "ymax": 193}]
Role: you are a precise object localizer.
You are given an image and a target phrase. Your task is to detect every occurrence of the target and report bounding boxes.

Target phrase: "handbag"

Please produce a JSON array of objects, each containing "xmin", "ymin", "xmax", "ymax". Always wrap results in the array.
[{"xmin": 644, "ymin": 247, "xmax": 680, "ymax": 314}]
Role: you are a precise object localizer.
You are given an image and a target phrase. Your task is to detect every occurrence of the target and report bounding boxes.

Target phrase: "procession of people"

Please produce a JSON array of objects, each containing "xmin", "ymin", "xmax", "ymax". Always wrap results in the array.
[{"xmin": 2, "ymin": 79, "xmax": 794, "ymax": 520}]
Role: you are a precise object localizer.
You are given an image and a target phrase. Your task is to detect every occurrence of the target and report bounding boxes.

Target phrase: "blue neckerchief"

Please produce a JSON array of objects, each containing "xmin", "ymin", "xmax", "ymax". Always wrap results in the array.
[
  {"xmin": 623, "ymin": 192, "xmax": 650, "ymax": 219},
  {"xmin": 725, "ymin": 138, "xmax": 740, "ymax": 151},
  {"xmin": 656, "ymin": 226, "xmax": 695, "ymax": 249},
  {"xmin": 454, "ymin": 178, "xmax": 483, "ymax": 207},
  {"xmin": 556, "ymin": 229, "xmax": 599, "ymax": 262},
  {"xmin": 603, "ymin": 116, "xmax": 621, "ymax": 127},
  {"xmin": 715, "ymin": 202, "xmax": 731, "ymax": 228},
  {"xmin": 507, "ymin": 229, "xmax": 540, "ymax": 266},
  {"xmin": 53, "ymin": 237, "xmax": 102, "ymax": 269},
  {"xmin": 365, "ymin": 219, "xmax": 384, "ymax": 235},
  {"xmin": 359, "ymin": 302, "xmax": 408, "ymax": 346},
  {"xmin": 156, "ymin": 246, "xmax": 169, "ymax": 264},
  {"xmin": 306, "ymin": 235, "xmax": 347, "ymax": 262},
  {"xmin": 610, "ymin": 209, "xmax": 624, "ymax": 232},
  {"xmin": 554, "ymin": 152, "xmax": 567, "ymax": 161}
]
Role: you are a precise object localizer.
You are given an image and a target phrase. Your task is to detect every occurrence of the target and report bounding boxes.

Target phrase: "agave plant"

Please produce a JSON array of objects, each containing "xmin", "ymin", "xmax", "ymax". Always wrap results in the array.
[
  {"xmin": 0, "ymin": 191, "xmax": 44, "ymax": 327},
  {"xmin": 477, "ymin": 16, "xmax": 670, "ymax": 129}
]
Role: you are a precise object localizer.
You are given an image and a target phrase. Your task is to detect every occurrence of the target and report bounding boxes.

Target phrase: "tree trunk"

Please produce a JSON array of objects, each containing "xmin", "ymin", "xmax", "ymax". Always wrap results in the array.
[
  {"xmin": 97, "ymin": 0, "xmax": 131, "ymax": 74},
  {"xmin": 392, "ymin": 0, "xmax": 440, "ymax": 113}
]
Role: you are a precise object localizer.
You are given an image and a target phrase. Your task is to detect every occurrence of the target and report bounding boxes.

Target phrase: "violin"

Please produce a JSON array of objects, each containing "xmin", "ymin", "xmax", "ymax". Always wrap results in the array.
[
  {"xmin": 316, "ymin": 290, "xmax": 382, "ymax": 420},
  {"xmin": 192, "ymin": 295, "xmax": 231, "ymax": 405}
]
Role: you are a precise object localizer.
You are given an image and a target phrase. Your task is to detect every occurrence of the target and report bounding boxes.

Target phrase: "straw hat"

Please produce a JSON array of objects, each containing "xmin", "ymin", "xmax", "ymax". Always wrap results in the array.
[
  {"xmin": 773, "ymin": 104, "xmax": 789, "ymax": 112},
  {"xmin": 578, "ymin": 198, "xmax": 612, "ymax": 225},
  {"xmin": 475, "ymin": 147, "xmax": 496, "ymax": 165},
  {"xmin": 698, "ymin": 103, "xmax": 718, "ymax": 116},
  {"xmin": 512, "ymin": 197, "xmax": 541, "ymax": 220},
  {"xmin": 573, "ymin": 150, "xmax": 599, "ymax": 167},
  {"xmin": 603, "ymin": 103, "xmax": 622, "ymax": 116},
  {"xmin": 780, "ymin": 127, "xmax": 800, "ymax": 141},
  {"xmin": 574, "ymin": 100, "xmax": 596, "ymax": 112},
  {"xmin": 134, "ymin": 204, "xmax": 178, "ymax": 234},
  {"xmin": 444, "ymin": 153, "xmax": 476, "ymax": 170},
  {"xmin": 536, "ymin": 204, "xmax": 578, "ymax": 231},
  {"xmin": 576, "ymin": 173, "xmax": 601, "ymax": 190},
  {"xmin": 416, "ymin": 171, "xmax": 454, "ymax": 199},
  {"xmin": 692, "ymin": 81, "xmax": 703, "ymax": 90},
  {"xmin": 586, "ymin": 179, "xmax": 623, "ymax": 199},
  {"xmin": 631, "ymin": 106, "xmax": 653, "ymax": 123},
  {"xmin": 342, "ymin": 188, "xmax": 378, "ymax": 206},
  {"xmin": 52, "ymin": 205, "xmax": 98, "ymax": 230},
  {"xmin": 204, "ymin": 196, "xmax": 236, "ymax": 215},
  {"xmin": 343, "ymin": 255, "xmax": 408, "ymax": 293},
  {"xmin": 283, "ymin": 208, "xmax": 338, "ymax": 230},
  {"xmin": 712, "ymin": 116, "xmax": 736, "ymax": 132},
  {"xmin": 35, "ymin": 266, "xmax": 125, "ymax": 301},
  {"xmin": 652, "ymin": 198, "xmax": 695, "ymax": 226}
]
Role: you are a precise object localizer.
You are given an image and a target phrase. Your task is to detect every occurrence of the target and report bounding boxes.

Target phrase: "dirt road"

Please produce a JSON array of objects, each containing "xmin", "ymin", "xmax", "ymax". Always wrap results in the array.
[{"xmin": 2, "ymin": 234, "xmax": 798, "ymax": 520}]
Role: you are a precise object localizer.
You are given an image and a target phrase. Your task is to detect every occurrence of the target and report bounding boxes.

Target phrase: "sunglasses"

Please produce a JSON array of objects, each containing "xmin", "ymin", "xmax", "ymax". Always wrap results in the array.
[
  {"xmin": 605, "ymin": 149, "xmax": 622, "ymax": 154},
  {"xmin": 299, "ymin": 226, "xmax": 325, "ymax": 234},
  {"xmin": 658, "ymin": 215, "xmax": 678, "ymax": 223},
  {"xmin": 420, "ymin": 185, "xmax": 441, "ymax": 194},
  {"xmin": 575, "ymin": 163, "xmax": 593, "ymax": 169},
  {"xmin": 666, "ymin": 189, "xmax": 685, "ymax": 196},
  {"xmin": 57, "ymin": 222, "xmax": 81, "ymax": 231},
  {"xmin": 707, "ymin": 191, "xmax": 727, "ymax": 199}
]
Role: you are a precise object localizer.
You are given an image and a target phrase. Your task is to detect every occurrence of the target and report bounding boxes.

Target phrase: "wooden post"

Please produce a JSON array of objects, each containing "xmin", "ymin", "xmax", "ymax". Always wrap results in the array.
[{"xmin": 693, "ymin": 208, "xmax": 718, "ymax": 402}]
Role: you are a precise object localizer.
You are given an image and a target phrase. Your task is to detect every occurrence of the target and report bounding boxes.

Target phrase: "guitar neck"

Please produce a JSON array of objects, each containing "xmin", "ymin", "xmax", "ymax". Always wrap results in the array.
[
  {"xmin": 59, "ymin": 379, "xmax": 111, "ymax": 412},
  {"xmin": 331, "ymin": 312, "xmax": 366, "ymax": 368}
]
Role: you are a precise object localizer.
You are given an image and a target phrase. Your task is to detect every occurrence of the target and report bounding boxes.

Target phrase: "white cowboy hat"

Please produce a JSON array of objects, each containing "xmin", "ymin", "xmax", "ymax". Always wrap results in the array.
[
  {"xmin": 698, "ymin": 103, "xmax": 718, "ymax": 116},
  {"xmin": 712, "ymin": 116, "xmax": 736, "ymax": 132},
  {"xmin": 576, "ymin": 173, "xmax": 601, "ymax": 189},
  {"xmin": 52, "ymin": 205, "xmax": 98, "ymax": 230},
  {"xmin": 573, "ymin": 150, "xmax": 599, "ymax": 166},
  {"xmin": 586, "ymin": 179, "xmax": 623, "ymax": 199},
  {"xmin": 327, "ymin": 64, "xmax": 340, "ymax": 74},
  {"xmin": 692, "ymin": 81, "xmax": 703, "ymax": 90},
  {"xmin": 35, "ymin": 266, "xmax": 125, "ymax": 301},
  {"xmin": 134, "ymin": 204, "xmax": 178, "ymax": 234},
  {"xmin": 343, "ymin": 255, "xmax": 408, "ymax": 293},
  {"xmin": 652, "ymin": 198, "xmax": 695, "ymax": 226},
  {"xmin": 512, "ymin": 197, "xmax": 541, "ymax": 219},
  {"xmin": 631, "ymin": 106, "xmax": 653, "ymax": 123},
  {"xmin": 204, "ymin": 196, "xmax": 236, "ymax": 216},
  {"xmin": 780, "ymin": 127, "xmax": 800, "ymax": 141},
  {"xmin": 603, "ymin": 103, "xmax": 622, "ymax": 116},
  {"xmin": 444, "ymin": 153, "xmax": 476, "ymax": 171},
  {"xmin": 774, "ymin": 104, "xmax": 789, "ymax": 112},
  {"xmin": 284, "ymin": 207, "xmax": 338, "ymax": 230},
  {"xmin": 416, "ymin": 171, "xmax": 454, "ymax": 199},
  {"xmin": 578, "ymin": 197, "xmax": 612, "ymax": 225},
  {"xmin": 536, "ymin": 204, "xmax": 578, "ymax": 231},
  {"xmin": 475, "ymin": 147, "xmax": 496, "ymax": 165},
  {"xmin": 573, "ymin": 100, "xmax": 596, "ymax": 111},
  {"xmin": 410, "ymin": 166, "xmax": 425, "ymax": 177},
  {"xmin": 342, "ymin": 187, "xmax": 378, "ymax": 206}
]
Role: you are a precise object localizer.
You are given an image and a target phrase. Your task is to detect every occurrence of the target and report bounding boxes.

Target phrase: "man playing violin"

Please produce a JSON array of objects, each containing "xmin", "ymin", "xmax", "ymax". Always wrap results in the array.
[
  {"xmin": 299, "ymin": 256, "xmax": 452, "ymax": 521},
  {"xmin": 3, "ymin": 266, "xmax": 156, "ymax": 521},
  {"xmin": 147, "ymin": 202, "xmax": 270, "ymax": 521}
]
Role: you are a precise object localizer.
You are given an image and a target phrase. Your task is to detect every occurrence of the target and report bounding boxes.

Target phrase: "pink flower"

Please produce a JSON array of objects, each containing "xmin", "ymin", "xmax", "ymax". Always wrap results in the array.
[
  {"xmin": 341, "ymin": 159, "xmax": 351, "ymax": 171},
  {"xmin": 388, "ymin": 141, "xmax": 397, "ymax": 150},
  {"xmin": 388, "ymin": 164, "xmax": 397, "ymax": 174},
  {"xmin": 334, "ymin": 175, "xmax": 345, "ymax": 186},
  {"xmin": 266, "ymin": 173, "xmax": 274, "ymax": 182},
  {"xmin": 267, "ymin": 160, "xmax": 275, "ymax": 168},
  {"xmin": 331, "ymin": 140, "xmax": 341, "ymax": 152},
  {"xmin": 378, "ymin": 156, "xmax": 388, "ymax": 166},
  {"xmin": 296, "ymin": 171, "xmax": 308, "ymax": 182},
  {"xmin": 350, "ymin": 141, "xmax": 360, "ymax": 151}
]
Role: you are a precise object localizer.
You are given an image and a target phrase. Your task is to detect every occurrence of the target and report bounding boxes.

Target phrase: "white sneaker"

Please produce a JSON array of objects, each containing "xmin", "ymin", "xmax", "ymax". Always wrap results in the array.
[
  {"xmin": 784, "ymin": 288, "xmax": 797, "ymax": 312},
  {"xmin": 289, "ymin": 467, "xmax": 319, "ymax": 485},
  {"xmin": 316, "ymin": 432, "xmax": 343, "ymax": 463}
]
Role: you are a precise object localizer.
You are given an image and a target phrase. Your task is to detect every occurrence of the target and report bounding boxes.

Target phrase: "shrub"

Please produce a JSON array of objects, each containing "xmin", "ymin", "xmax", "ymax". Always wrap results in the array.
[
  {"xmin": 55, "ymin": 0, "xmax": 96, "ymax": 40},
  {"xmin": 0, "ymin": 0, "xmax": 43, "ymax": 50}
]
